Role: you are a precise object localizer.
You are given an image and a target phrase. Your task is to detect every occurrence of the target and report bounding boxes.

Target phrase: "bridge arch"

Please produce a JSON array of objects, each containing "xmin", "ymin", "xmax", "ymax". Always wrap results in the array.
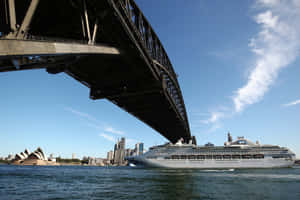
[{"xmin": 0, "ymin": 0, "xmax": 191, "ymax": 143}]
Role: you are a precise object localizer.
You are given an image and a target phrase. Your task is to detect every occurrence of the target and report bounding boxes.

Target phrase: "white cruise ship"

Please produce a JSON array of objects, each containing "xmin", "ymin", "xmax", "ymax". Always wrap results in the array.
[{"xmin": 127, "ymin": 133, "xmax": 296, "ymax": 169}]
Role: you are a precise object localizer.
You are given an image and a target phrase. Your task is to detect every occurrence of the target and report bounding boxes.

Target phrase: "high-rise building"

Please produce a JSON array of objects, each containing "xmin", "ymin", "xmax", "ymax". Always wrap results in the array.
[
  {"xmin": 125, "ymin": 148, "xmax": 133, "ymax": 157},
  {"xmin": 72, "ymin": 153, "xmax": 76, "ymax": 159},
  {"xmin": 120, "ymin": 137, "xmax": 125, "ymax": 163},
  {"xmin": 113, "ymin": 143, "xmax": 119, "ymax": 164},
  {"xmin": 88, "ymin": 157, "xmax": 105, "ymax": 166},
  {"xmin": 107, "ymin": 150, "xmax": 114, "ymax": 163},
  {"xmin": 135, "ymin": 143, "xmax": 144, "ymax": 156},
  {"xmin": 113, "ymin": 137, "xmax": 126, "ymax": 165}
]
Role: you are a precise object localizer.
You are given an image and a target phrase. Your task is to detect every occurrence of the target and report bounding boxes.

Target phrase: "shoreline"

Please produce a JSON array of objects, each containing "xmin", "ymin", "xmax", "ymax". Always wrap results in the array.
[{"xmin": 0, "ymin": 162, "xmax": 127, "ymax": 167}]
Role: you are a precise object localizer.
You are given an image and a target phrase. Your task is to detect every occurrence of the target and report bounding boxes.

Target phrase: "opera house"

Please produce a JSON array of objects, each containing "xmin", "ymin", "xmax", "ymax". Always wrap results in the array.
[{"xmin": 12, "ymin": 147, "xmax": 58, "ymax": 166}]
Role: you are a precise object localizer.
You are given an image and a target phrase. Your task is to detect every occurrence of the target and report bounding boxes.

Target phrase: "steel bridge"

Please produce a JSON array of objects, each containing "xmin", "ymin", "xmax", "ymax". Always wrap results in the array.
[{"xmin": 0, "ymin": 0, "xmax": 192, "ymax": 144}]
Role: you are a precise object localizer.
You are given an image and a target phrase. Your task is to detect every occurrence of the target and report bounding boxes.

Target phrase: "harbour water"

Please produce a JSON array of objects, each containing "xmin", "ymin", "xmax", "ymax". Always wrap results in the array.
[{"xmin": 1, "ymin": 165, "xmax": 300, "ymax": 200}]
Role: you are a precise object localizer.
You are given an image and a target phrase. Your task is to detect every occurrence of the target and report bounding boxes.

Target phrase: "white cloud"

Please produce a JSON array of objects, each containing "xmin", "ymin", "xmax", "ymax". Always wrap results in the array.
[
  {"xmin": 233, "ymin": 0, "xmax": 300, "ymax": 112},
  {"xmin": 64, "ymin": 107, "xmax": 98, "ymax": 122},
  {"xmin": 86, "ymin": 123, "xmax": 102, "ymax": 130},
  {"xmin": 194, "ymin": 111, "xmax": 225, "ymax": 134},
  {"xmin": 104, "ymin": 127, "xmax": 124, "ymax": 135},
  {"xmin": 283, "ymin": 99, "xmax": 300, "ymax": 107},
  {"xmin": 99, "ymin": 133, "xmax": 116, "ymax": 142},
  {"xmin": 256, "ymin": 11, "xmax": 278, "ymax": 28},
  {"xmin": 207, "ymin": 123, "xmax": 222, "ymax": 134},
  {"xmin": 257, "ymin": 0, "xmax": 280, "ymax": 7},
  {"xmin": 65, "ymin": 107, "xmax": 126, "ymax": 135},
  {"xmin": 201, "ymin": 112, "xmax": 224, "ymax": 124},
  {"xmin": 127, "ymin": 138, "xmax": 139, "ymax": 146},
  {"xmin": 196, "ymin": 0, "xmax": 300, "ymax": 133},
  {"xmin": 99, "ymin": 133, "xmax": 138, "ymax": 147}
]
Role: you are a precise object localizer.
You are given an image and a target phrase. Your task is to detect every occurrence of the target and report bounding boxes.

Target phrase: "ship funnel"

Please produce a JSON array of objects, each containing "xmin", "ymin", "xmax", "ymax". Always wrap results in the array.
[
  {"xmin": 192, "ymin": 136, "xmax": 197, "ymax": 145},
  {"xmin": 228, "ymin": 132, "xmax": 232, "ymax": 142}
]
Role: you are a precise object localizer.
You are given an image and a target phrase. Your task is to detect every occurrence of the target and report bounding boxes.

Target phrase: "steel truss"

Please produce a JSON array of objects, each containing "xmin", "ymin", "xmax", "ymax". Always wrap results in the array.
[{"xmin": 0, "ymin": 0, "xmax": 192, "ymax": 143}]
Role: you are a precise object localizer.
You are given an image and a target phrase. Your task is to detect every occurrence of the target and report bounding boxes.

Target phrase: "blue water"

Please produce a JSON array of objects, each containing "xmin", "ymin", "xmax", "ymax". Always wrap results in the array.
[{"xmin": 0, "ymin": 165, "xmax": 300, "ymax": 200}]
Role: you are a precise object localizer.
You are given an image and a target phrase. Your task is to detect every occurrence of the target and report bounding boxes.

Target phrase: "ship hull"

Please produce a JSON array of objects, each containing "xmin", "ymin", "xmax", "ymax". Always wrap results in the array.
[
  {"xmin": 129, "ymin": 136, "xmax": 296, "ymax": 169},
  {"xmin": 131, "ymin": 157, "xmax": 294, "ymax": 169}
]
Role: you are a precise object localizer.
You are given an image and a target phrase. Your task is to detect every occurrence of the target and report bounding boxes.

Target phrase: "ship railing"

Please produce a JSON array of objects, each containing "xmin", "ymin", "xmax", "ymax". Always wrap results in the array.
[{"xmin": 167, "ymin": 154, "xmax": 265, "ymax": 160}]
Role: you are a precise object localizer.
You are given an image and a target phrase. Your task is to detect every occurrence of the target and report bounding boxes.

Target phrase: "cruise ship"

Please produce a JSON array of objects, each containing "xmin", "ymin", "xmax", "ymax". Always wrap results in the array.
[{"xmin": 127, "ymin": 133, "xmax": 296, "ymax": 168}]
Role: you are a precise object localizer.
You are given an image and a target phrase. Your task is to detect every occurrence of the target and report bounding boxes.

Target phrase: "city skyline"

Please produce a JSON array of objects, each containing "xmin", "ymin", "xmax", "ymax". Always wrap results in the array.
[
  {"xmin": 1, "ymin": 138, "xmax": 144, "ymax": 160},
  {"xmin": 1, "ymin": 0, "xmax": 300, "ymax": 158}
]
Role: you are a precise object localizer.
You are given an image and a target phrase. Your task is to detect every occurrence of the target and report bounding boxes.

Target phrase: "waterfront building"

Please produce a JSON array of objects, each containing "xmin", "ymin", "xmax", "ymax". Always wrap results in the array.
[
  {"xmin": 12, "ymin": 147, "xmax": 58, "ymax": 166},
  {"xmin": 6, "ymin": 154, "xmax": 14, "ymax": 161},
  {"xmin": 26, "ymin": 147, "xmax": 46, "ymax": 160},
  {"xmin": 48, "ymin": 154, "xmax": 56, "ymax": 162},
  {"xmin": 72, "ymin": 153, "xmax": 76, "ymax": 159},
  {"xmin": 113, "ymin": 143, "xmax": 119, "ymax": 164},
  {"xmin": 107, "ymin": 150, "xmax": 114, "ymax": 163},
  {"xmin": 107, "ymin": 138, "xmax": 146, "ymax": 165},
  {"xmin": 82, "ymin": 156, "xmax": 88, "ymax": 161},
  {"xmin": 125, "ymin": 148, "xmax": 134, "ymax": 157},
  {"xmin": 88, "ymin": 157, "xmax": 105, "ymax": 166},
  {"xmin": 14, "ymin": 149, "xmax": 31, "ymax": 163},
  {"xmin": 135, "ymin": 143, "xmax": 144, "ymax": 156},
  {"xmin": 113, "ymin": 137, "xmax": 126, "ymax": 165}
]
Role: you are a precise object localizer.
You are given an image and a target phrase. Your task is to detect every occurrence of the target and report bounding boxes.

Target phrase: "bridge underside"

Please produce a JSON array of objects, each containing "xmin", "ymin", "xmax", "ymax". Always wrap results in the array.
[{"xmin": 0, "ymin": 0, "xmax": 191, "ymax": 143}]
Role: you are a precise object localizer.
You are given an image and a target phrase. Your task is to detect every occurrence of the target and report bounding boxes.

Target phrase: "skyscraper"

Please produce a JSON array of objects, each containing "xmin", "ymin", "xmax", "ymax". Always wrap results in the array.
[
  {"xmin": 125, "ymin": 148, "xmax": 133, "ymax": 157},
  {"xmin": 107, "ymin": 150, "xmax": 114, "ymax": 163},
  {"xmin": 113, "ymin": 137, "xmax": 126, "ymax": 165},
  {"xmin": 135, "ymin": 143, "xmax": 144, "ymax": 156}
]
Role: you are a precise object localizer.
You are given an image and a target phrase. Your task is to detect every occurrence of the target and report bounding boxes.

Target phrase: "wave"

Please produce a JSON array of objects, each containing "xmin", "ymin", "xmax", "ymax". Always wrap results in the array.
[
  {"xmin": 208, "ymin": 173, "xmax": 300, "ymax": 180},
  {"xmin": 200, "ymin": 169, "xmax": 235, "ymax": 172}
]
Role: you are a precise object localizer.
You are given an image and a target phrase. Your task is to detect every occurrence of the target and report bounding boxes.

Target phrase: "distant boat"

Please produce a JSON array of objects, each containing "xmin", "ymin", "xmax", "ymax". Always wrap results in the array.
[
  {"xmin": 127, "ymin": 133, "xmax": 296, "ymax": 169},
  {"xmin": 129, "ymin": 163, "xmax": 136, "ymax": 167}
]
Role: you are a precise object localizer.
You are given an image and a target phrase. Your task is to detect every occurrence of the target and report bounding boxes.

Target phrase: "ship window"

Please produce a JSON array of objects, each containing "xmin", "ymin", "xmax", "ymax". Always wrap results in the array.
[
  {"xmin": 213, "ymin": 155, "xmax": 222, "ymax": 160},
  {"xmin": 147, "ymin": 156, "xmax": 156, "ymax": 159},
  {"xmin": 237, "ymin": 140, "xmax": 247, "ymax": 145},
  {"xmin": 205, "ymin": 155, "xmax": 212, "ymax": 159},
  {"xmin": 232, "ymin": 155, "xmax": 241, "ymax": 159},
  {"xmin": 253, "ymin": 154, "xmax": 264, "ymax": 159},
  {"xmin": 272, "ymin": 155, "xmax": 287, "ymax": 159},
  {"xmin": 242, "ymin": 155, "xmax": 252, "ymax": 159},
  {"xmin": 223, "ymin": 155, "xmax": 231, "ymax": 159},
  {"xmin": 171, "ymin": 155, "xmax": 179, "ymax": 159},
  {"xmin": 197, "ymin": 155, "xmax": 205, "ymax": 160},
  {"xmin": 180, "ymin": 155, "xmax": 187, "ymax": 159},
  {"xmin": 188, "ymin": 155, "xmax": 196, "ymax": 160}
]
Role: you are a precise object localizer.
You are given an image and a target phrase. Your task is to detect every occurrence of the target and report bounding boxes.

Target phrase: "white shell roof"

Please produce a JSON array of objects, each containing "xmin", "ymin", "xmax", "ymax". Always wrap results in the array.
[{"xmin": 15, "ymin": 147, "xmax": 46, "ymax": 161}]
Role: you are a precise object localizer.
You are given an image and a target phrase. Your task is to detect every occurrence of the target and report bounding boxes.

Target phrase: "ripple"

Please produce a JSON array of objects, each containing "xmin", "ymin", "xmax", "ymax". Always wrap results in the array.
[{"xmin": 0, "ymin": 165, "xmax": 300, "ymax": 200}]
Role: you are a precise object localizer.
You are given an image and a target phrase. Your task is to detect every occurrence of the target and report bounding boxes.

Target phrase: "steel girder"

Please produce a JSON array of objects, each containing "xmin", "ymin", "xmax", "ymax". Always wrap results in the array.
[{"xmin": 0, "ymin": 0, "xmax": 192, "ymax": 143}]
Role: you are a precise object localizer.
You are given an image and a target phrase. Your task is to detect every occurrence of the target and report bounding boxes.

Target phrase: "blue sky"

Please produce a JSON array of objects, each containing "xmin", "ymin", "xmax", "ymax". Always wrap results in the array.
[{"xmin": 1, "ymin": 0, "xmax": 300, "ymax": 159}]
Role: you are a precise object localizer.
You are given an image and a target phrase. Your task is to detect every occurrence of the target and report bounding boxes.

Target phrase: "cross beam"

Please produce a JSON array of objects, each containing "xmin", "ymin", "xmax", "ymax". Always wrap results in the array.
[{"xmin": 0, "ymin": 40, "xmax": 120, "ymax": 57}]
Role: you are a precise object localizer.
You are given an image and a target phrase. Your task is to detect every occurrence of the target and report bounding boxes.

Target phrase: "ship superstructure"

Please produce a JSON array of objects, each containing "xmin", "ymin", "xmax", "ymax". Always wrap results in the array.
[{"xmin": 128, "ymin": 133, "xmax": 295, "ymax": 168}]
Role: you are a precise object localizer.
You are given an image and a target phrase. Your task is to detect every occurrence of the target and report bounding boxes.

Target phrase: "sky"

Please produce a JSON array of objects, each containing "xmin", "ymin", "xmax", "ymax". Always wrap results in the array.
[{"xmin": 1, "ymin": 0, "xmax": 300, "ymax": 159}]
